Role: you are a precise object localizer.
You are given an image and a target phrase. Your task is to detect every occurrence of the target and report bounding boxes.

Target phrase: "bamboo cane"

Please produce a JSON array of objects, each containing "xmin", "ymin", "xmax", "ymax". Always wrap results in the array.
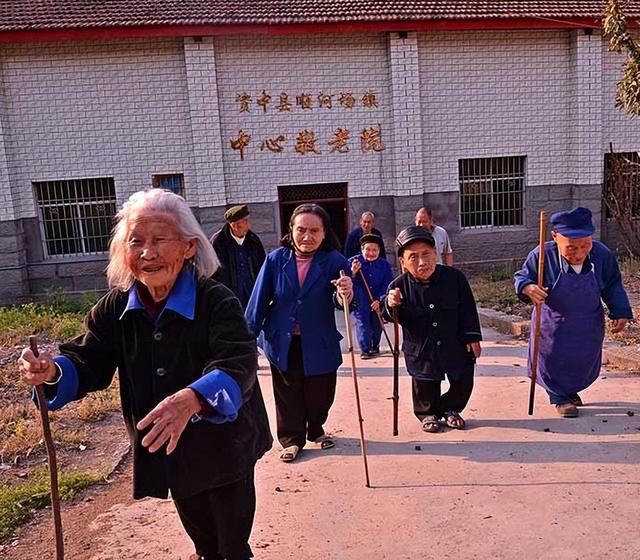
[
  {"xmin": 339, "ymin": 271, "xmax": 371, "ymax": 487},
  {"xmin": 29, "ymin": 335, "xmax": 64, "ymax": 559},
  {"xmin": 528, "ymin": 212, "xmax": 547, "ymax": 416},
  {"xmin": 392, "ymin": 308, "xmax": 400, "ymax": 436},
  {"xmin": 356, "ymin": 268, "xmax": 393, "ymax": 350}
]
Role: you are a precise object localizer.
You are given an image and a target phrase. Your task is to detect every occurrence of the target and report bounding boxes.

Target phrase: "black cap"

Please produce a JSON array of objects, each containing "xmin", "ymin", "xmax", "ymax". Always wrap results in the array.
[
  {"xmin": 360, "ymin": 233, "xmax": 383, "ymax": 248},
  {"xmin": 224, "ymin": 204, "xmax": 249, "ymax": 223},
  {"xmin": 395, "ymin": 225, "xmax": 435, "ymax": 256}
]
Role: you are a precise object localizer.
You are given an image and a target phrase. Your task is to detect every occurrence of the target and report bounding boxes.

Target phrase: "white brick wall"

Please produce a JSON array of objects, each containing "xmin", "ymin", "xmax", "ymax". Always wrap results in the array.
[
  {"xmin": 0, "ymin": 66, "xmax": 14, "ymax": 221},
  {"xmin": 183, "ymin": 37, "xmax": 226, "ymax": 208},
  {"xmin": 571, "ymin": 30, "xmax": 602, "ymax": 186},
  {"xmin": 214, "ymin": 33, "xmax": 392, "ymax": 202},
  {"xmin": 1, "ymin": 38, "xmax": 195, "ymax": 220},
  {"xmin": 388, "ymin": 32, "xmax": 424, "ymax": 197},
  {"xmin": 419, "ymin": 30, "xmax": 573, "ymax": 192},
  {"xmin": 1, "ymin": 29, "xmax": 640, "ymax": 228},
  {"xmin": 601, "ymin": 34, "xmax": 640, "ymax": 153}
]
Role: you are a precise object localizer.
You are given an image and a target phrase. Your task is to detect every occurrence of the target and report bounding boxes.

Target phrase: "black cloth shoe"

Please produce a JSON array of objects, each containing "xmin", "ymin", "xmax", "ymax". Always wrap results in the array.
[
  {"xmin": 360, "ymin": 351, "xmax": 374, "ymax": 359},
  {"xmin": 371, "ymin": 346, "xmax": 380, "ymax": 354}
]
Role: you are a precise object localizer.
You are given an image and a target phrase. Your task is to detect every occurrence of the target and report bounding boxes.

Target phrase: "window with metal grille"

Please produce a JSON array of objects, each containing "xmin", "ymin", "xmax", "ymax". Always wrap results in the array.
[
  {"xmin": 604, "ymin": 152, "xmax": 640, "ymax": 218},
  {"xmin": 459, "ymin": 156, "xmax": 525, "ymax": 228},
  {"xmin": 152, "ymin": 173, "xmax": 185, "ymax": 197},
  {"xmin": 33, "ymin": 178, "xmax": 117, "ymax": 257}
]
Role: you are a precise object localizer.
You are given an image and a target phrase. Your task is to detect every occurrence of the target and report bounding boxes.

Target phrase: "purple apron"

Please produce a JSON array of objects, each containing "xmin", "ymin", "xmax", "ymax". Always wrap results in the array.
[{"xmin": 529, "ymin": 261, "xmax": 605, "ymax": 400}]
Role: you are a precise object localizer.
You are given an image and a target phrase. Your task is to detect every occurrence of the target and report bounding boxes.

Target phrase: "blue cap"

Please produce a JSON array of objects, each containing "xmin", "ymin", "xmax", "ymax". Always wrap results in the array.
[{"xmin": 549, "ymin": 207, "xmax": 595, "ymax": 238}]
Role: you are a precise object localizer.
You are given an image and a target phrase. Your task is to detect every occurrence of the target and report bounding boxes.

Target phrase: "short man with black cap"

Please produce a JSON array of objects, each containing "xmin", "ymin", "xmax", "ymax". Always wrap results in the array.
[
  {"xmin": 383, "ymin": 225, "xmax": 482, "ymax": 432},
  {"xmin": 211, "ymin": 205, "xmax": 266, "ymax": 308},
  {"xmin": 514, "ymin": 206, "xmax": 632, "ymax": 418},
  {"xmin": 349, "ymin": 233, "xmax": 394, "ymax": 358}
]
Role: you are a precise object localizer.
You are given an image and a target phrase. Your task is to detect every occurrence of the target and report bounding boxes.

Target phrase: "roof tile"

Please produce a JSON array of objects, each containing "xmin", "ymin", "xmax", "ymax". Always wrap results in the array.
[{"xmin": 1, "ymin": 1, "xmax": 637, "ymax": 31}]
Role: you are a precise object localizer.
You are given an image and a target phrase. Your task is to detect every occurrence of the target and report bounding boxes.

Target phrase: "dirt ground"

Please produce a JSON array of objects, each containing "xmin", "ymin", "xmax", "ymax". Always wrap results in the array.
[{"xmin": 3, "ymin": 325, "xmax": 640, "ymax": 560}]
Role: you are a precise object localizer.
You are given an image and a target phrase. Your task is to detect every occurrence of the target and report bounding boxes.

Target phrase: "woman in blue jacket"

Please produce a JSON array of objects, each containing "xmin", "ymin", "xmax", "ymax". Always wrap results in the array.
[{"xmin": 246, "ymin": 204, "xmax": 353, "ymax": 463}]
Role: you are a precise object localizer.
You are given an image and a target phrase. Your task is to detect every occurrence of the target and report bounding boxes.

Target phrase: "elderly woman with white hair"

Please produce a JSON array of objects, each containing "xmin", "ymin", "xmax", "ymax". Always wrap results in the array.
[{"xmin": 18, "ymin": 189, "xmax": 272, "ymax": 560}]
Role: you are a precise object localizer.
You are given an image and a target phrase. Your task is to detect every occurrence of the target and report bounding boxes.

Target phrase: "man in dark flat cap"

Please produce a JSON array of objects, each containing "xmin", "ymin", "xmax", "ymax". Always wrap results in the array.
[
  {"xmin": 514, "ymin": 207, "xmax": 633, "ymax": 418},
  {"xmin": 211, "ymin": 205, "xmax": 266, "ymax": 309},
  {"xmin": 383, "ymin": 226, "xmax": 482, "ymax": 433}
]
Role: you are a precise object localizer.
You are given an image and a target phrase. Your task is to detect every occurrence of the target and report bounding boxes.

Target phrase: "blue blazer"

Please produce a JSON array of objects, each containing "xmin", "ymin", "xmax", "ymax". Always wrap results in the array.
[{"xmin": 245, "ymin": 247, "xmax": 350, "ymax": 375}]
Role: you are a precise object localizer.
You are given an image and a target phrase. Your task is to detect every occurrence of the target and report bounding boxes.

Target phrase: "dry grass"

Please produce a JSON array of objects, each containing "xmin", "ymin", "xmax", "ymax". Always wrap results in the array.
[
  {"xmin": 0, "ymin": 293, "xmax": 121, "ymax": 464},
  {"xmin": 0, "ymin": 382, "xmax": 121, "ymax": 464},
  {"xmin": 470, "ymin": 276, "xmax": 530, "ymax": 318},
  {"xmin": 73, "ymin": 382, "xmax": 121, "ymax": 422}
]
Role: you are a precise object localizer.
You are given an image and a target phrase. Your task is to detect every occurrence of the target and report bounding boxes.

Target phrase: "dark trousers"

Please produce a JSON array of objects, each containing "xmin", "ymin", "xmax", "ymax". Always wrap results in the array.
[
  {"xmin": 270, "ymin": 335, "xmax": 337, "ymax": 448},
  {"xmin": 173, "ymin": 471, "xmax": 256, "ymax": 560},
  {"xmin": 412, "ymin": 371, "xmax": 474, "ymax": 420}
]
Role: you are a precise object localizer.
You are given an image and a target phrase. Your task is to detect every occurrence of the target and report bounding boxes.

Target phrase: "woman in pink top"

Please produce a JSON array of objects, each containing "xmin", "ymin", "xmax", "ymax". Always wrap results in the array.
[{"xmin": 246, "ymin": 204, "xmax": 353, "ymax": 463}]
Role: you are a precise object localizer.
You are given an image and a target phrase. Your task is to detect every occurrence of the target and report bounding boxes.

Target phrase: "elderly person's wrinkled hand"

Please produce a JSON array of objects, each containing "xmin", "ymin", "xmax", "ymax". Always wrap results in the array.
[
  {"xmin": 370, "ymin": 300, "xmax": 380, "ymax": 312},
  {"xmin": 332, "ymin": 274, "xmax": 353, "ymax": 304},
  {"xmin": 522, "ymin": 284, "xmax": 548, "ymax": 306},
  {"xmin": 137, "ymin": 388, "xmax": 202, "ymax": 455},
  {"xmin": 350, "ymin": 259, "xmax": 361, "ymax": 276},
  {"xmin": 466, "ymin": 341, "xmax": 482, "ymax": 359},
  {"xmin": 611, "ymin": 318, "xmax": 628, "ymax": 333},
  {"xmin": 387, "ymin": 288, "xmax": 403, "ymax": 308},
  {"xmin": 18, "ymin": 348, "xmax": 57, "ymax": 386}
]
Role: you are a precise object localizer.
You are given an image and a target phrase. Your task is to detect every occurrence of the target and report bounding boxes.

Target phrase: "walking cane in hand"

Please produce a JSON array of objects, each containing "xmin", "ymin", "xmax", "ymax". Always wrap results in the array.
[
  {"xmin": 392, "ymin": 307, "xmax": 400, "ymax": 436},
  {"xmin": 528, "ymin": 212, "xmax": 547, "ymax": 416},
  {"xmin": 339, "ymin": 271, "xmax": 371, "ymax": 487},
  {"xmin": 29, "ymin": 335, "xmax": 64, "ymax": 560},
  {"xmin": 357, "ymin": 268, "xmax": 393, "ymax": 351}
]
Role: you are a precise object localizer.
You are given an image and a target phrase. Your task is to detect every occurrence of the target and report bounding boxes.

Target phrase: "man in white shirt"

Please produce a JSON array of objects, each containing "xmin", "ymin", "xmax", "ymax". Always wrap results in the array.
[{"xmin": 414, "ymin": 207, "xmax": 453, "ymax": 266}]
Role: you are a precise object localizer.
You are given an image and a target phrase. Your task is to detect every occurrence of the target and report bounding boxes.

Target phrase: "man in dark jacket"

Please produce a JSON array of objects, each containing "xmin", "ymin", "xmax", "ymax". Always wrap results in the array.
[
  {"xmin": 383, "ymin": 225, "xmax": 482, "ymax": 433},
  {"xmin": 211, "ymin": 204, "xmax": 266, "ymax": 308},
  {"xmin": 343, "ymin": 211, "xmax": 386, "ymax": 259}
]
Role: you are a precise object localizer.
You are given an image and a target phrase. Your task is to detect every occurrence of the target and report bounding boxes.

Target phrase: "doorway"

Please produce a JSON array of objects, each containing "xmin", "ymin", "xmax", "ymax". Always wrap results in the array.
[{"xmin": 278, "ymin": 183, "xmax": 348, "ymax": 248}]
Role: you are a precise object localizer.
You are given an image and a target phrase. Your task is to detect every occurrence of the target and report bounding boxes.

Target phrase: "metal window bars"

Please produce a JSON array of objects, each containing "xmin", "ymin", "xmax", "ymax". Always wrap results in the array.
[
  {"xmin": 33, "ymin": 177, "xmax": 116, "ymax": 257},
  {"xmin": 458, "ymin": 156, "xmax": 525, "ymax": 228}
]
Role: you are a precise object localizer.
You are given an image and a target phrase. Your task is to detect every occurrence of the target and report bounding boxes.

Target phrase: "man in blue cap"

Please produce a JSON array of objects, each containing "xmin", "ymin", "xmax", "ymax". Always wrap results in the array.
[{"xmin": 514, "ymin": 207, "xmax": 632, "ymax": 417}]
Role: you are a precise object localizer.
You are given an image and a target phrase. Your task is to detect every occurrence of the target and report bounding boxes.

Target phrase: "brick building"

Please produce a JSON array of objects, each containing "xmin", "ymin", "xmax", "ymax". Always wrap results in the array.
[{"xmin": 1, "ymin": 1, "xmax": 639, "ymax": 304}]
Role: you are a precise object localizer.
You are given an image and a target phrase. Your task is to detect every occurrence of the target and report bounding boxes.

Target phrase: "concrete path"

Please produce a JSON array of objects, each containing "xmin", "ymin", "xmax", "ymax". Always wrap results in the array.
[{"xmin": 85, "ymin": 324, "xmax": 640, "ymax": 560}]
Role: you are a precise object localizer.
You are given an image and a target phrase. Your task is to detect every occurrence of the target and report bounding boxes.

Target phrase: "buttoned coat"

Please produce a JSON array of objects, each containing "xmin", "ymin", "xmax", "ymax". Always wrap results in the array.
[
  {"xmin": 383, "ymin": 267, "xmax": 482, "ymax": 381},
  {"xmin": 57, "ymin": 278, "xmax": 272, "ymax": 500},
  {"xmin": 211, "ymin": 224, "xmax": 266, "ymax": 296},
  {"xmin": 245, "ymin": 247, "xmax": 350, "ymax": 375}
]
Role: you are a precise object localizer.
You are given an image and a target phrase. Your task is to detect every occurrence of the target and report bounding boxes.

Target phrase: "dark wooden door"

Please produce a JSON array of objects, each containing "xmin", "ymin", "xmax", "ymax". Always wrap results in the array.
[{"xmin": 278, "ymin": 183, "xmax": 348, "ymax": 249}]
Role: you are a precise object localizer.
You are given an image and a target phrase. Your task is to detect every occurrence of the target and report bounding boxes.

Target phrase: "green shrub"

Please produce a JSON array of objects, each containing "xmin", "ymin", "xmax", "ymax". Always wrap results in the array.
[
  {"xmin": 44, "ymin": 287, "xmax": 100, "ymax": 315},
  {"xmin": 0, "ymin": 292, "xmax": 96, "ymax": 347},
  {"xmin": 51, "ymin": 314, "xmax": 85, "ymax": 341}
]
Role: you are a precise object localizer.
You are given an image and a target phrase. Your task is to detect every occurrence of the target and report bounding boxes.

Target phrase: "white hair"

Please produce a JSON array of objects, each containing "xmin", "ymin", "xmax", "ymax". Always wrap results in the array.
[{"xmin": 106, "ymin": 189, "xmax": 219, "ymax": 290}]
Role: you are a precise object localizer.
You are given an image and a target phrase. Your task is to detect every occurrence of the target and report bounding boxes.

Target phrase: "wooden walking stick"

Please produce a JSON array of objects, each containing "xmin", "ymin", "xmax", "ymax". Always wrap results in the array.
[
  {"xmin": 392, "ymin": 307, "xmax": 400, "ymax": 436},
  {"xmin": 29, "ymin": 335, "xmax": 64, "ymax": 559},
  {"xmin": 357, "ymin": 268, "xmax": 393, "ymax": 350},
  {"xmin": 528, "ymin": 211, "xmax": 547, "ymax": 416},
  {"xmin": 339, "ymin": 271, "xmax": 371, "ymax": 487}
]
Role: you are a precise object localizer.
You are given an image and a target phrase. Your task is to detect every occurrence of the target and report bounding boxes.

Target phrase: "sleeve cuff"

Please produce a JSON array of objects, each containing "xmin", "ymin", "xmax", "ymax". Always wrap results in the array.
[
  {"xmin": 33, "ymin": 355, "xmax": 80, "ymax": 411},
  {"xmin": 188, "ymin": 369, "xmax": 243, "ymax": 424}
]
